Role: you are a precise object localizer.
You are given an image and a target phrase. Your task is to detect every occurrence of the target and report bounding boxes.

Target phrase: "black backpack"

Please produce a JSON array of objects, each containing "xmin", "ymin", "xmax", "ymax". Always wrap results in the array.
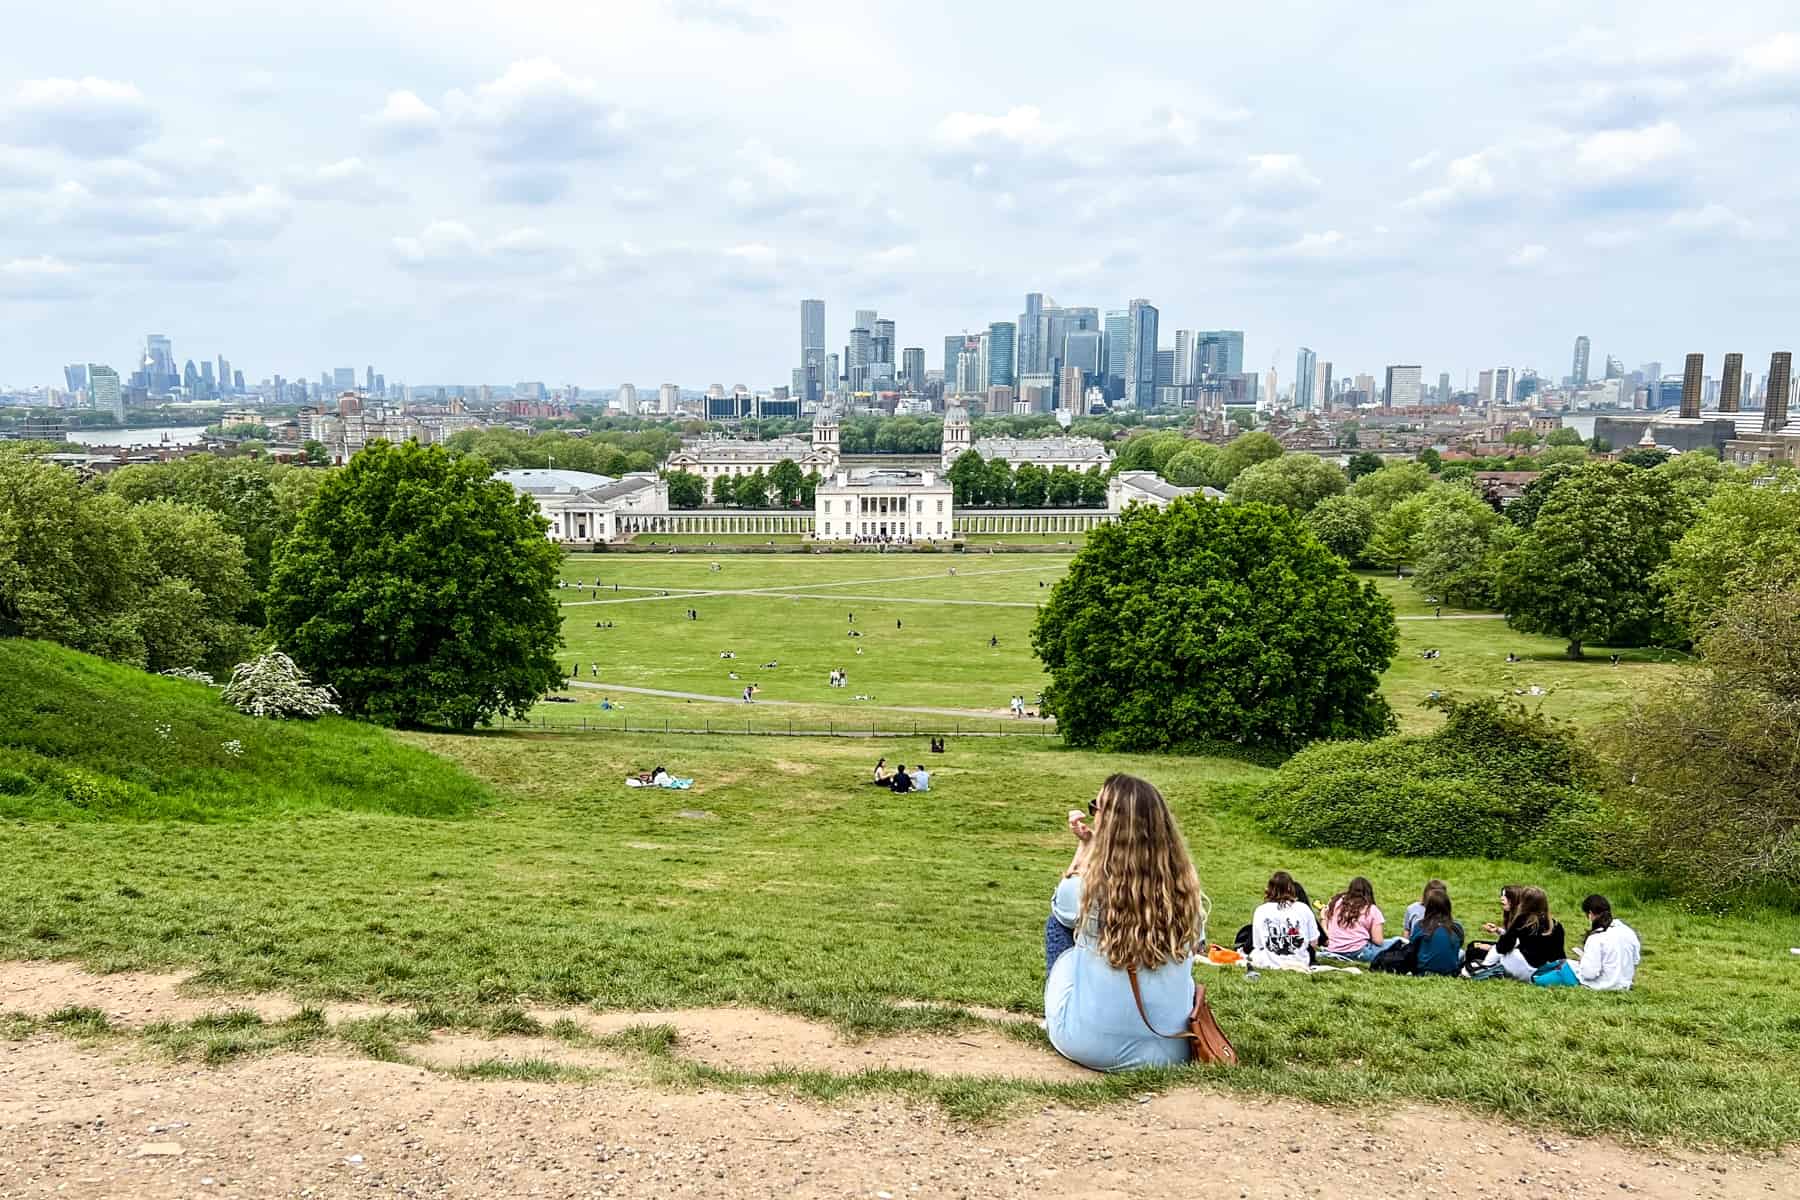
[{"xmin": 1370, "ymin": 939, "xmax": 1417, "ymax": 974}]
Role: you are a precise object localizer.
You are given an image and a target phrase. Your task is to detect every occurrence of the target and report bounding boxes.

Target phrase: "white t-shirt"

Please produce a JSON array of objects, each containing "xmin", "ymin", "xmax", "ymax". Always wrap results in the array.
[
  {"xmin": 1574, "ymin": 920, "xmax": 1641, "ymax": 990},
  {"xmin": 1251, "ymin": 900, "xmax": 1319, "ymax": 961}
]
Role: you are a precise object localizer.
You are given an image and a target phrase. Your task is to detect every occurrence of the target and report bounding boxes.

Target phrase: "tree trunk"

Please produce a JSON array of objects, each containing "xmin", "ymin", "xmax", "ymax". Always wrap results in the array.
[{"xmin": 1566, "ymin": 639, "xmax": 1584, "ymax": 659}]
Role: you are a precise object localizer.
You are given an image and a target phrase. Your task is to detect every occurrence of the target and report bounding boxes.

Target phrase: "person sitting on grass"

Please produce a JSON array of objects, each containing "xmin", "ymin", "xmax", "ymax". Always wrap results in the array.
[
  {"xmin": 1469, "ymin": 886, "xmax": 1565, "ymax": 981},
  {"xmin": 1404, "ymin": 879, "xmax": 1448, "ymax": 937},
  {"xmin": 1463, "ymin": 884, "xmax": 1523, "ymax": 965},
  {"xmin": 1320, "ymin": 877, "xmax": 1403, "ymax": 964},
  {"xmin": 1571, "ymin": 894, "xmax": 1641, "ymax": 991},
  {"xmin": 869, "ymin": 758, "xmax": 890, "ymax": 787},
  {"xmin": 1248, "ymin": 870, "xmax": 1319, "ymax": 972},
  {"xmin": 1407, "ymin": 887, "xmax": 1465, "ymax": 977},
  {"xmin": 889, "ymin": 764, "xmax": 913, "ymax": 794},
  {"xmin": 911, "ymin": 763, "xmax": 930, "ymax": 792},
  {"xmin": 1044, "ymin": 774, "xmax": 1211, "ymax": 1072}
]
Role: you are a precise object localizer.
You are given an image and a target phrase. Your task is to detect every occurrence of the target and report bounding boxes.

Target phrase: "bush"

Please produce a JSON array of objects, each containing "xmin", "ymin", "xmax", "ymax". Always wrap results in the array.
[
  {"xmin": 1254, "ymin": 696, "xmax": 1611, "ymax": 867},
  {"xmin": 221, "ymin": 651, "xmax": 341, "ymax": 719}
]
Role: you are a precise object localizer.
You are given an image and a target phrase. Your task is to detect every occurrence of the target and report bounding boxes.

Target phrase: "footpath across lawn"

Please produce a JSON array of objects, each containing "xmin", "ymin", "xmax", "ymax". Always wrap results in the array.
[{"xmin": 4, "ymin": 728, "xmax": 1798, "ymax": 1149}]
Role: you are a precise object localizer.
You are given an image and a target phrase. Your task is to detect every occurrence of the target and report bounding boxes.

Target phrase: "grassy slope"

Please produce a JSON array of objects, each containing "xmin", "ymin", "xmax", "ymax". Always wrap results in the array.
[
  {"xmin": 0, "ymin": 639, "xmax": 488, "ymax": 821},
  {"xmin": 4, "ymin": 727, "xmax": 1799, "ymax": 1147}
]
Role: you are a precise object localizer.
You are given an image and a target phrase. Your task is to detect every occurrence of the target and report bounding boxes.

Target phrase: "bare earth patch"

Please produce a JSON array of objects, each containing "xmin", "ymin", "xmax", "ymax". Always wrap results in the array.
[
  {"xmin": 0, "ymin": 962, "xmax": 401, "ymax": 1027},
  {"xmin": 1, "ymin": 962, "xmax": 1792, "ymax": 1198}
]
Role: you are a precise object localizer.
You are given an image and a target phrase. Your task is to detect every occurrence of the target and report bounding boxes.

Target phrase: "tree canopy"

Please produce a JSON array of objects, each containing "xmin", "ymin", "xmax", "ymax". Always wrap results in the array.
[
  {"xmin": 1657, "ymin": 467, "xmax": 1800, "ymax": 637},
  {"xmin": 267, "ymin": 440, "xmax": 565, "ymax": 729},
  {"xmin": 1032, "ymin": 498, "xmax": 1397, "ymax": 752},
  {"xmin": 1496, "ymin": 462, "xmax": 1686, "ymax": 657},
  {"xmin": 1226, "ymin": 454, "xmax": 1347, "ymax": 514},
  {"xmin": 1304, "ymin": 494, "xmax": 1375, "ymax": 562}
]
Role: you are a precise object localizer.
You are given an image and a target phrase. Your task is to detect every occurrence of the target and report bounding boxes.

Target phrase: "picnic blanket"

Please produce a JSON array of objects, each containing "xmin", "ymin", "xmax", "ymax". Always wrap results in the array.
[{"xmin": 624, "ymin": 776, "xmax": 694, "ymax": 790}]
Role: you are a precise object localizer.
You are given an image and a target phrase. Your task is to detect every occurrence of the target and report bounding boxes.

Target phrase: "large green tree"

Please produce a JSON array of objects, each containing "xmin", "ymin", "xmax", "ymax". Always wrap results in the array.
[
  {"xmin": 1496, "ymin": 462, "xmax": 1687, "ymax": 657},
  {"xmin": 1164, "ymin": 444, "xmax": 1223, "ymax": 488},
  {"xmin": 1226, "ymin": 454, "xmax": 1347, "ymax": 514},
  {"xmin": 1304, "ymin": 494, "xmax": 1375, "ymax": 561},
  {"xmin": 768, "ymin": 459, "xmax": 805, "ymax": 507},
  {"xmin": 1214, "ymin": 431, "xmax": 1283, "ymax": 485},
  {"xmin": 946, "ymin": 450, "xmax": 986, "ymax": 505},
  {"xmin": 710, "ymin": 473, "xmax": 736, "ymax": 506},
  {"xmin": 664, "ymin": 470, "xmax": 705, "ymax": 509},
  {"xmin": 127, "ymin": 500, "xmax": 257, "ymax": 674},
  {"xmin": 1348, "ymin": 461, "xmax": 1433, "ymax": 516},
  {"xmin": 1409, "ymin": 485, "xmax": 1511, "ymax": 609},
  {"xmin": 1032, "ymin": 498, "xmax": 1397, "ymax": 752},
  {"xmin": 1345, "ymin": 451, "xmax": 1385, "ymax": 481},
  {"xmin": 267, "ymin": 440, "xmax": 565, "ymax": 729},
  {"xmin": 1657, "ymin": 467, "xmax": 1800, "ymax": 637}
]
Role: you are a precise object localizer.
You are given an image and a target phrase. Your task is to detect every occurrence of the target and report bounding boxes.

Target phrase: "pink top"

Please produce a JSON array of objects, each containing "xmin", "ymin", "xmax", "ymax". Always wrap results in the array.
[{"xmin": 1322, "ymin": 902, "xmax": 1385, "ymax": 955}]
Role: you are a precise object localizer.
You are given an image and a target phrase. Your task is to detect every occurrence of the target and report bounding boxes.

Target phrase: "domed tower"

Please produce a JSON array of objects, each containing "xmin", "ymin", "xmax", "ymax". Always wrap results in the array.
[
  {"xmin": 942, "ymin": 405, "xmax": 972, "ymax": 468},
  {"xmin": 811, "ymin": 405, "xmax": 840, "ymax": 464}
]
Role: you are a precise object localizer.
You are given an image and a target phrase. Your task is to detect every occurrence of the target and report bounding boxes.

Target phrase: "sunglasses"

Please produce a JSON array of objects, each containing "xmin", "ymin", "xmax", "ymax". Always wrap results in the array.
[{"xmin": 1088, "ymin": 798, "xmax": 1099, "ymax": 816}]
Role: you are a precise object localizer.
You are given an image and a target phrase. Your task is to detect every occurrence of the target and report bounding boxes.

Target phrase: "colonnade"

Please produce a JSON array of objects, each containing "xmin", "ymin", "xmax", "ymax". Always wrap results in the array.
[{"xmin": 951, "ymin": 510, "xmax": 1110, "ymax": 535}]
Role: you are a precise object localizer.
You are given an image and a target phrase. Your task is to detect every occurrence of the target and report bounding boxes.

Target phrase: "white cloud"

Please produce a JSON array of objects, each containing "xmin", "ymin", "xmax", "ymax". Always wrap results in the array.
[
  {"xmin": 285, "ymin": 157, "xmax": 399, "ymax": 203},
  {"xmin": 672, "ymin": 0, "xmax": 783, "ymax": 34},
  {"xmin": 3, "ymin": 77, "xmax": 157, "ymax": 158},
  {"xmin": 367, "ymin": 90, "xmax": 442, "ymax": 148},
  {"xmin": 43, "ymin": 179, "xmax": 291, "ymax": 238},
  {"xmin": 1401, "ymin": 148, "xmax": 1501, "ymax": 212},
  {"xmin": 1407, "ymin": 150, "xmax": 1440, "ymax": 173},
  {"xmin": 1244, "ymin": 154, "xmax": 1322, "ymax": 206},
  {"xmin": 0, "ymin": 255, "xmax": 83, "ymax": 300},
  {"xmin": 1666, "ymin": 203, "xmax": 1764, "ymax": 241},
  {"xmin": 392, "ymin": 219, "xmax": 563, "ymax": 275},
  {"xmin": 0, "ymin": 148, "xmax": 54, "ymax": 190},
  {"xmin": 1268, "ymin": 230, "xmax": 1349, "ymax": 260},
  {"xmin": 1507, "ymin": 243, "xmax": 1548, "ymax": 267},
  {"xmin": 1571, "ymin": 121, "xmax": 1686, "ymax": 184},
  {"xmin": 444, "ymin": 59, "xmax": 630, "ymax": 162}
]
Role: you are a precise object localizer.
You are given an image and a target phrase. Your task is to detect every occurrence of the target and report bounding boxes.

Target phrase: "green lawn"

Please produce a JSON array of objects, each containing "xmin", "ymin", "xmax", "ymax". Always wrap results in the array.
[{"xmin": 4, "ymin": 725, "xmax": 1798, "ymax": 1147}]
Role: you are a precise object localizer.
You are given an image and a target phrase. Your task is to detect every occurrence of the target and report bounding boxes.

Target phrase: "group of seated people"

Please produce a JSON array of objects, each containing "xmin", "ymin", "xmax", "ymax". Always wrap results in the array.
[
  {"xmin": 1241, "ymin": 874, "xmax": 1640, "ymax": 989},
  {"xmin": 1042, "ymin": 775, "xmax": 1644, "ymax": 1076},
  {"xmin": 868, "ymin": 757, "xmax": 930, "ymax": 793}
]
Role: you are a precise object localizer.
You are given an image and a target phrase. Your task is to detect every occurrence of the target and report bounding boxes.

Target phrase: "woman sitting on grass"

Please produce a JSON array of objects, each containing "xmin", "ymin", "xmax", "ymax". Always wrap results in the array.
[
  {"xmin": 1407, "ymin": 886, "xmax": 1465, "ymax": 976},
  {"xmin": 1248, "ymin": 870, "xmax": 1319, "ymax": 972},
  {"xmin": 1572, "ymin": 894, "xmax": 1641, "ymax": 991},
  {"xmin": 1044, "ymin": 774, "xmax": 1210, "ymax": 1072},
  {"xmin": 1320, "ymin": 877, "xmax": 1402, "ymax": 963},
  {"xmin": 1403, "ymin": 879, "xmax": 1448, "ymax": 937},
  {"xmin": 1469, "ymin": 886, "xmax": 1565, "ymax": 981},
  {"xmin": 1462, "ymin": 884, "xmax": 1523, "ymax": 965}
]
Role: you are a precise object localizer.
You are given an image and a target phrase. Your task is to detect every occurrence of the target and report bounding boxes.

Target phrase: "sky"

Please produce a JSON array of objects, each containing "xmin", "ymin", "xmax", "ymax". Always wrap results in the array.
[{"xmin": 2, "ymin": 0, "xmax": 1798, "ymax": 392}]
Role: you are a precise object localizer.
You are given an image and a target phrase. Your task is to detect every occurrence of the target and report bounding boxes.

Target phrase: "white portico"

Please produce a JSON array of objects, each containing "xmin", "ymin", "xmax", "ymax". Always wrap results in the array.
[{"xmin": 814, "ymin": 468, "xmax": 953, "ymax": 542}]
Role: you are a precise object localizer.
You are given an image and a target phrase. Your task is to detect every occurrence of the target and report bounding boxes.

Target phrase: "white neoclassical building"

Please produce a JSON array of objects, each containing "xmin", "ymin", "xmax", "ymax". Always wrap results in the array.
[
  {"xmin": 663, "ymin": 410, "xmax": 841, "ymax": 481},
  {"xmin": 939, "ymin": 405, "xmax": 1111, "ymax": 471},
  {"xmin": 814, "ymin": 468, "xmax": 954, "ymax": 542},
  {"xmin": 496, "ymin": 468, "xmax": 669, "ymax": 544}
]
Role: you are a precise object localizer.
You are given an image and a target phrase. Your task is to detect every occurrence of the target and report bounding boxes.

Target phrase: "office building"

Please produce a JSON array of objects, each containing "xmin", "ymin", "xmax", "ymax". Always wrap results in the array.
[
  {"xmin": 1124, "ymin": 299, "xmax": 1158, "ymax": 410},
  {"xmin": 616, "ymin": 383, "xmax": 638, "ymax": 415},
  {"xmin": 800, "ymin": 299, "xmax": 826, "ymax": 403},
  {"xmin": 1173, "ymin": 331, "xmax": 1193, "ymax": 386},
  {"xmin": 1384, "ymin": 364, "xmax": 1423, "ymax": 409},
  {"xmin": 89, "ymin": 364, "xmax": 123, "ymax": 421},
  {"xmin": 1318, "ymin": 361, "xmax": 1333, "ymax": 410},
  {"xmin": 1493, "ymin": 367, "xmax": 1515, "ymax": 408},
  {"xmin": 1680, "ymin": 353, "xmax": 1704, "ymax": 419},
  {"xmin": 1764, "ymin": 352, "xmax": 1792, "ymax": 432},
  {"xmin": 1438, "ymin": 371, "xmax": 1452, "ymax": 402},
  {"xmin": 944, "ymin": 335, "xmax": 970, "ymax": 381},
  {"xmin": 1018, "ymin": 293, "xmax": 1045, "ymax": 376},
  {"xmin": 956, "ymin": 349, "xmax": 984, "ymax": 396},
  {"xmin": 987, "ymin": 321, "xmax": 1016, "ymax": 388},
  {"xmin": 659, "ymin": 383, "xmax": 680, "ymax": 414},
  {"xmin": 1293, "ymin": 348, "xmax": 1316, "ymax": 411},
  {"xmin": 1103, "ymin": 309, "xmax": 1130, "ymax": 400},
  {"xmin": 873, "ymin": 318, "xmax": 896, "ymax": 371},
  {"xmin": 1195, "ymin": 330, "xmax": 1244, "ymax": 378},
  {"xmin": 1571, "ymin": 336, "xmax": 1591, "ymax": 387},
  {"xmin": 1155, "ymin": 349, "xmax": 1176, "ymax": 389},
  {"xmin": 847, "ymin": 325, "xmax": 872, "ymax": 393},
  {"xmin": 1060, "ymin": 366, "xmax": 1085, "ymax": 410},
  {"xmin": 1064, "ymin": 329, "xmax": 1103, "ymax": 378},
  {"xmin": 901, "ymin": 347, "xmax": 925, "ymax": 392},
  {"xmin": 63, "ymin": 364, "xmax": 88, "ymax": 393},
  {"xmin": 1720, "ymin": 352, "xmax": 1744, "ymax": 412}
]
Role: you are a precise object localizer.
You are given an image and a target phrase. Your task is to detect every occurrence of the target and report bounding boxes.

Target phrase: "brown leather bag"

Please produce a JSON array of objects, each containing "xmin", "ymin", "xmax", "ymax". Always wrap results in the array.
[{"xmin": 1128, "ymin": 968, "xmax": 1238, "ymax": 1066}]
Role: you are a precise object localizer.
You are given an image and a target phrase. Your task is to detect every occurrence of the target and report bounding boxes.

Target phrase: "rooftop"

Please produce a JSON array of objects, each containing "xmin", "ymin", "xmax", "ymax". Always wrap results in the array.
[
  {"xmin": 493, "ymin": 468, "xmax": 616, "ymax": 494},
  {"xmin": 972, "ymin": 435, "xmax": 1109, "ymax": 462}
]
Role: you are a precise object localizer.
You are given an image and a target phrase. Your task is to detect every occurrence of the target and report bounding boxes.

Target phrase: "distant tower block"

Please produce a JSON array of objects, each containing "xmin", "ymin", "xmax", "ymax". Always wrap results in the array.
[
  {"xmin": 1764, "ymin": 352, "xmax": 1792, "ymax": 432},
  {"xmin": 1680, "ymin": 353, "xmax": 1703, "ymax": 419},
  {"xmin": 1719, "ymin": 352, "xmax": 1744, "ymax": 412}
]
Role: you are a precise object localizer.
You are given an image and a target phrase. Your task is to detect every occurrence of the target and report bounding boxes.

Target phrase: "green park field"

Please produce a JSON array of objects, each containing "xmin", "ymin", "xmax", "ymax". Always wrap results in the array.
[{"xmin": 2, "ymin": 554, "xmax": 1791, "ymax": 1150}]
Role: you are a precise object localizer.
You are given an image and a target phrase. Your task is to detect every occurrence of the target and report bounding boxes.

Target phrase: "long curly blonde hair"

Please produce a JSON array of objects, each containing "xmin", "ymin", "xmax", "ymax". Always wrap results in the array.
[{"xmin": 1077, "ymin": 774, "xmax": 1210, "ymax": 971}]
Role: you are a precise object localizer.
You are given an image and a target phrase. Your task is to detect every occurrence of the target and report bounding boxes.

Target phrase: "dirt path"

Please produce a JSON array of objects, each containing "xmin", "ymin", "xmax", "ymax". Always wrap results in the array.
[{"xmin": 0, "ymin": 963, "xmax": 1791, "ymax": 1199}]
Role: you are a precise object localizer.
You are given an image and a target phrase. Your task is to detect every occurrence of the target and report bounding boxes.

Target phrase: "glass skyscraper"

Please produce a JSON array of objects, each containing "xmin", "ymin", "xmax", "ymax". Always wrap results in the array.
[
  {"xmin": 986, "ymin": 321, "xmax": 1016, "ymax": 388},
  {"xmin": 1125, "ymin": 299, "xmax": 1158, "ymax": 410},
  {"xmin": 1294, "ymin": 348, "xmax": 1317, "ymax": 410},
  {"xmin": 1103, "ymin": 309, "xmax": 1130, "ymax": 401}
]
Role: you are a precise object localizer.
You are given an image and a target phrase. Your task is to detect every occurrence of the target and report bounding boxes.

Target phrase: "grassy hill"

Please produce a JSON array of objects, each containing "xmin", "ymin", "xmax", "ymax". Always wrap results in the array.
[{"xmin": 0, "ymin": 639, "xmax": 488, "ymax": 821}]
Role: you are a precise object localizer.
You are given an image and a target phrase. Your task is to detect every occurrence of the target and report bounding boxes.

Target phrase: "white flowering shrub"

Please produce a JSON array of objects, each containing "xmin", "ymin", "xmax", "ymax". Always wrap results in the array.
[
  {"xmin": 220, "ymin": 739, "xmax": 244, "ymax": 757},
  {"xmin": 221, "ymin": 651, "xmax": 341, "ymax": 720},
  {"xmin": 160, "ymin": 667, "xmax": 217, "ymax": 686}
]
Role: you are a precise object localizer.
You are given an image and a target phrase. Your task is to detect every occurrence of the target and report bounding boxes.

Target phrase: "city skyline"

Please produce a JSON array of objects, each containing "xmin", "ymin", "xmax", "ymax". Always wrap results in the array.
[{"xmin": 3, "ymin": 2, "xmax": 1799, "ymax": 387}]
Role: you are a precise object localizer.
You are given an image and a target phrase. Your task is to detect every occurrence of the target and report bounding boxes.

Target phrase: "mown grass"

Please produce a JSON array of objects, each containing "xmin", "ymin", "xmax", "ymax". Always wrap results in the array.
[
  {"xmin": 0, "ymin": 640, "xmax": 490, "ymax": 821},
  {"xmin": 4, "ymin": 723, "xmax": 1799, "ymax": 1147}
]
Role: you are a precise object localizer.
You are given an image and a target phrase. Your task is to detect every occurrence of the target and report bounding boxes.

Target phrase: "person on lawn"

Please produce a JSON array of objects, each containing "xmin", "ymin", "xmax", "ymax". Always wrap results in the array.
[
  {"xmin": 1462, "ymin": 884, "xmax": 1524, "ymax": 966},
  {"xmin": 1320, "ymin": 877, "xmax": 1403, "ymax": 963},
  {"xmin": 1248, "ymin": 870, "xmax": 1319, "ymax": 972},
  {"xmin": 911, "ymin": 764, "xmax": 930, "ymax": 792},
  {"xmin": 888, "ymin": 764, "xmax": 913, "ymax": 794},
  {"xmin": 1043, "ymin": 774, "xmax": 1210, "ymax": 1072},
  {"xmin": 1408, "ymin": 886, "xmax": 1465, "ymax": 976},
  {"xmin": 1470, "ymin": 886, "xmax": 1566, "ymax": 981},
  {"xmin": 1404, "ymin": 879, "xmax": 1448, "ymax": 937},
  {"xmin": 1571, "ymin": 894, "xmax": 1641, "ymax": 991}
]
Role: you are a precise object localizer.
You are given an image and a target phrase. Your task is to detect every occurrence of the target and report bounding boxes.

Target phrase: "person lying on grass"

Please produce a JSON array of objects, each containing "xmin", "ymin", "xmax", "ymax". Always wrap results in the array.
[
  {"xmin": 1043, "ymin": 774, "xmax": 1211, "ymax": 1072},
  {"xmin": 1320, "ymin": 877, "xmax": 1404, "ymax": 964}
]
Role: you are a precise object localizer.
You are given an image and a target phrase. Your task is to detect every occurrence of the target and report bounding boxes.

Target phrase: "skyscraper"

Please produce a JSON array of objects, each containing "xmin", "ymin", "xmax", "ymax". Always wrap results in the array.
[
  {"xmin": 1103, "ymin": 309, "xmax": 1130, "ymax": 401},
  {"xmin": 217, "ymin": 356, "xmax": 232, "ymax": 395},
  {"xmin": 1680, "ymin": 353, "xmax": 1704, "ymax": 419},
  {"xmin": 1125, "ymin": 299, "xmax": 1158, "ymax": 410},
  {"xmin": 1064, "ymin": 330, "xmax": 1103, "ymax": 378},
  {"xmin": 1318, "ymin": 361, "xmax": 1333, "ymax": 410},
  {"xmin": 1018, "ymin": 293, "xmax": 1045, "ymax": 376},
  {"xmin": 333, "ymin": 367, "xmax": 356, "ymax": 392},
  {"xmin": 88, "ymin": 364, "xmax": 122, "ymax": 421},
  {"xmin": 1173, "ymin": 330, "xmax": 1194, "ymax": 386},
  {"xmin": 1195, "ymin": 331, "xmax": 1244, "ymax": 378},
  {"xmin": 63, "ymin": 364, "xmax": 88, "ymax": 393},
  {"xmin": 1720, "ymin": 352, "xmax": 1744, "ymax": 412},
  {"xmin": 1293, "ymin": 348, "xmax": 1316, "ymax": 411},
  {"xmin": 1385, "ymin": 365, "xmax": 1423, "ymax": 409},
  {"xmin": 1571, "ymin": 336, "xmax": 1591, "ymax": 387},
  {"xmin": 1763, "ymin": 352, "xmax": 1791, "ymax": 432},
  {"xmin": 1438, "ymin": 371, "xmax": 1452, "ymax": 402},
  {"xmin": 800, "ymin": 299, "xmax": 826, "ymax": 404},
  {"xmin": 986, "ymin": 321, "xmax": 1016, "ymax": 388},
  {"xmin": 1493, "ymin": 367, "xmax": 1515, "ymax": 408},
  {"xmin": 659, "ymin": 383, "xmax": 680, "ymax": 414},
  {"xmin": 848, "ymin": 325, "xmax": 872, "ymax": 393},
  {"xmin": 872, "ymin": 318, "xmax": 896, "ymax": 372},
  {"xmin": 1154, "ymin": 349, "xmax": 1176, "ymax": 389},
  {"xmin": 901, "ymin": 347, "xmax": 925, "ymax": 392}
]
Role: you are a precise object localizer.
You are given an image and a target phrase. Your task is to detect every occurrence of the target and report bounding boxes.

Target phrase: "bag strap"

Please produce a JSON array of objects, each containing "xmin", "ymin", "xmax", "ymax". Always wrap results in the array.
[{"xmin": 1127, "ymin": 967, "xmax": 1198, "ymax": 1042}]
